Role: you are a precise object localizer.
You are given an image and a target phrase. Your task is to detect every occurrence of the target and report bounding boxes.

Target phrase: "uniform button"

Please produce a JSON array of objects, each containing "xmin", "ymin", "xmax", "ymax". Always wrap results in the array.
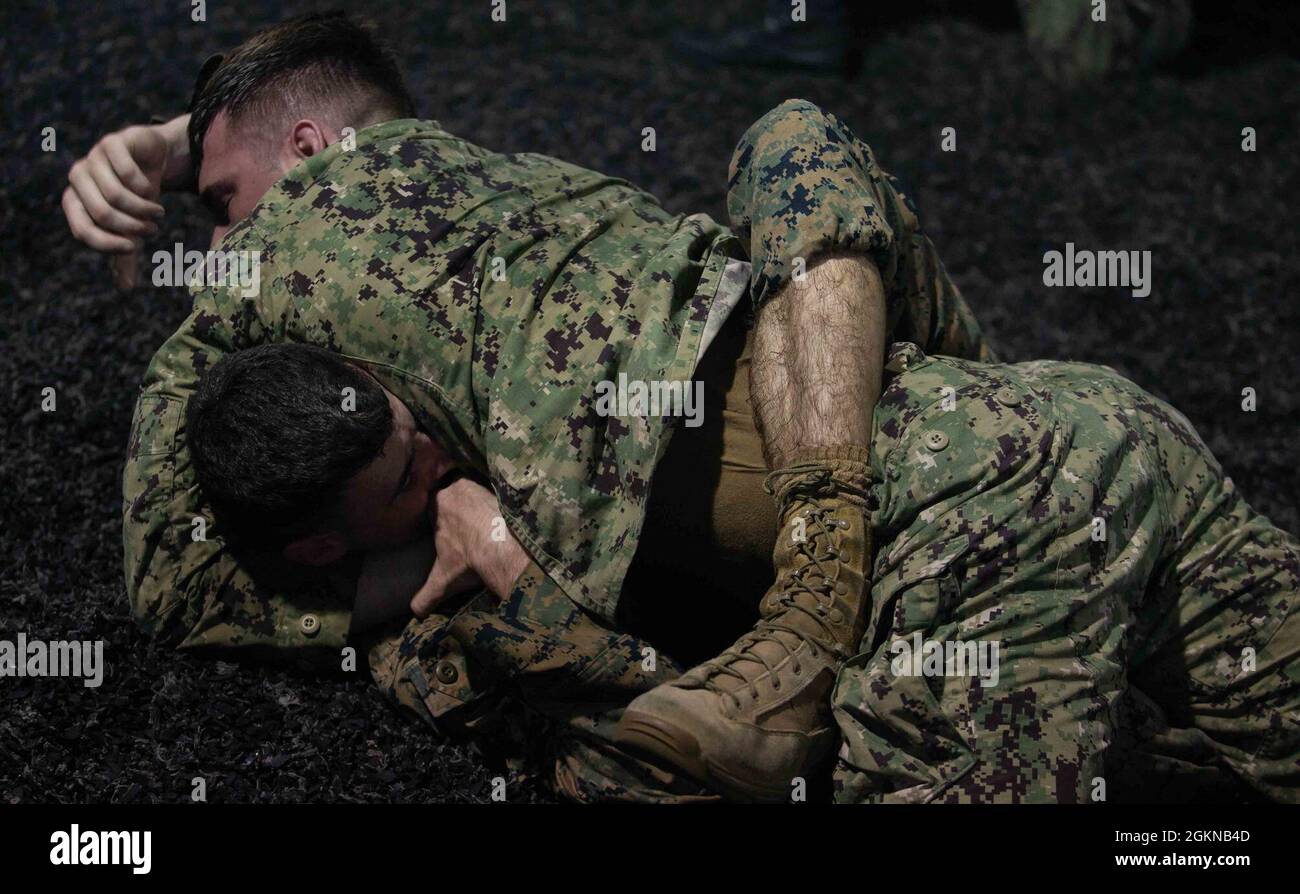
[
  {"xmin": 995, "ymin": 387, "xmax": 1021, "ymax": 407},
  {"xmin": 435, "ymin": 660, "xmax": 459, "ymax": 684},
  {"xmin": 924, "ymin": 431, "xmax": 949, "ymax": 451},
  {"xmin": 299, "ymin": 614, "xmax": 320, "ymax": 637}
]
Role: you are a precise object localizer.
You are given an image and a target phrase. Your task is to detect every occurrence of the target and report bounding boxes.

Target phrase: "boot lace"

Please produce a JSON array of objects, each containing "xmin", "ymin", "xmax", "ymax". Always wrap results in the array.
[{"xmin": 698, "ymin": 473, "xmax": 866, "ymax": 710}]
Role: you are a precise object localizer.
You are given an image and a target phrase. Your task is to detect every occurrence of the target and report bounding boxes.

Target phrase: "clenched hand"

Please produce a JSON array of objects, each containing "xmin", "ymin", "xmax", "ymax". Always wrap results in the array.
[{"xmin": 61, "ymin": 114, "xmax": 192, "ymax": 288}]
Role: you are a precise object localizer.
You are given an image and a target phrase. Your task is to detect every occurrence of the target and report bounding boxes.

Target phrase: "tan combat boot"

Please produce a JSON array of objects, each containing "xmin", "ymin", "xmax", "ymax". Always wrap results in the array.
[{"xmin": 614, "ymin": 448, "xmax": 874, "ymax": 802}]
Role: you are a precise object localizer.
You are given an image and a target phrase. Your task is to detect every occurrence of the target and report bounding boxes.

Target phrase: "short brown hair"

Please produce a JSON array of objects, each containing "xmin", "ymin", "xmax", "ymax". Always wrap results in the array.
[{"xmin": 188, "ymin": 11, "xmax": 415, "ymax": 178}]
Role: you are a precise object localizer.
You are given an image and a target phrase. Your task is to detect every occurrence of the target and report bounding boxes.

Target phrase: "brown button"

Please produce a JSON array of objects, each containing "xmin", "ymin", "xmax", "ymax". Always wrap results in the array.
[
  {"xmin": 435, "ymin": 660, "xmax": 459, "ymax": 685},
  {"xmin": 299, "ymin": 614, "xmax": 320, "ymax": 637},
  {"xmin": 924, "ymin": 431, "xmax": 949, "ymax": 451},
  {"xmin": 995, "ymin": 388, "xmax": 1021, "ymax": 407}
]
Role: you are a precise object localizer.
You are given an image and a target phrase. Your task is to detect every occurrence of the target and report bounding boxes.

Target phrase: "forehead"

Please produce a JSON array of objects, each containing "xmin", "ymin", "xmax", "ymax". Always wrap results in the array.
[{"xmin": 197, "ymin": 110, "xmax": 244, "ymax": 191}]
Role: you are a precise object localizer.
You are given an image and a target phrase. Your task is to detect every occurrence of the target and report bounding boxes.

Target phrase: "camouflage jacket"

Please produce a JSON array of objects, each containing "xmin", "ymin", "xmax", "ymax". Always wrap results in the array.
[
  {"xmin": 124, "ymin": 117, "xmax": 742, "ymax": 669},
  {"xmin": 122, "ymin": 99, "xmax": 1003, "ymax": 799},
  {"xmin": 124, "ymin": 99, "xmax": 980, "ymax": 670}
]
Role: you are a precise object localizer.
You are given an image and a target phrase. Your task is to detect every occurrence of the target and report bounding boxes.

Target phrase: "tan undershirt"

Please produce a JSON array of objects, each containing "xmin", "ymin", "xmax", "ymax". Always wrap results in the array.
[{"xmin": 617, "ymin": 311, "xmax": 779, "ymax": 664}]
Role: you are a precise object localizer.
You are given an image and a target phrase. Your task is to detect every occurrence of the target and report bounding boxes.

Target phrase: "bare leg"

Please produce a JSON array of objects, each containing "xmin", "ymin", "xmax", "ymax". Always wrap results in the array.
[
  {"xmin": 750, "ymin": 252, "xmax": 886, "ymax": 468},
  {"xmin": 616, "ymin": 101, "xmax": 910, "ymax": 800},
  {"xmin": 617, "ymin": 250, "xmax": 887, "ymax": 801}
]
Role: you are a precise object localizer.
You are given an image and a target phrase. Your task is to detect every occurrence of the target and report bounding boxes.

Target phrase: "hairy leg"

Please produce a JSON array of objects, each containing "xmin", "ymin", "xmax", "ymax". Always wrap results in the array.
[{"xmin": 749, "ymin": 251, "xmax": 887, "ymax": 469}]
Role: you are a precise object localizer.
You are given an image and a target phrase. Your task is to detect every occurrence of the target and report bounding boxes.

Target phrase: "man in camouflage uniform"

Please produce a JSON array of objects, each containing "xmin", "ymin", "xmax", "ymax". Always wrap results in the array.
[
  {"xmin": 81, "ymin": 14, "xmax": 1295, "ymax": 801},
  {"xmin": 369, "ymin": 326, "xmax": 1300, "ymax": 804}
]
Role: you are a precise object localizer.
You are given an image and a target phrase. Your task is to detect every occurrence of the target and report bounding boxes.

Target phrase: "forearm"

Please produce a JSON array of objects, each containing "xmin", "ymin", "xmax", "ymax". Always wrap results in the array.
[{"xmin": 155, "ymin": 113, "xmax": 194, "ymax": 191}]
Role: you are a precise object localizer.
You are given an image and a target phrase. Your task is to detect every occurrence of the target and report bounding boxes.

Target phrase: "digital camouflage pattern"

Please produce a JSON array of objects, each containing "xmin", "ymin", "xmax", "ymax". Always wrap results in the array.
[
  {"xmin": 1016, "ymin": 0, "xmax": 1193, "ymax": 87},
  {"xmin": 838, "ymin": 344, "xmax": 1300, "ymax": 803},
  {"xmin": 125, "ymin": 96, "xmax": 1298, "ymax": 803},
  {"xmin": 369, "ymin": 342, "xmax": 1300, "ymax": 802},
  {"xmin": 364, "ymin": 564, "xmax": 720, "ymax": 802},
  {"xmin": 124, "ymin": 116, "xmax": 742, "ymax": 666},
  {"xmin": 123, "ymin": 99, "xmax": 991, "ymax": 668},
  {"xmin": 727, "ymin": 101, "xmax": 995, "ymax": 363}
]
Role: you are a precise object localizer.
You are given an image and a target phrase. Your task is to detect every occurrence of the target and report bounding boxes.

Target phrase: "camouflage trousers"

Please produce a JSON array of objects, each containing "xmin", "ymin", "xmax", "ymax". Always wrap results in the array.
[
  {"xmin": 366, "ymin": 331, "xmax": 1300, "ymax": 803},
  {"xmin": 835, "ymin": 345, "xmax": 1300, "ymax": 803},
  {"xmin": 726, "ymin": 99, "xmax": 996, "ymax": 363}
]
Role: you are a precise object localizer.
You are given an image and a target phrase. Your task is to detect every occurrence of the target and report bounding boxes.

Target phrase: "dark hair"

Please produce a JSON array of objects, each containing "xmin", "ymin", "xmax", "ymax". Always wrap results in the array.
[
  {"xmin": 186, "ymin": 343, "xmax": 393, "ymax": 547},
  {"xmin": 188, "ymin": 11, "xmax": 415, "ymax": 177}
]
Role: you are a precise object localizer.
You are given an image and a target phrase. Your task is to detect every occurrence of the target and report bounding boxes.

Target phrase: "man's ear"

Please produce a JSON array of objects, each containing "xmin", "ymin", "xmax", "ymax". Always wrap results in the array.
[
  {"xmin": 282, "ymin": 530, "xmax": 349, "ymax": 567},
  {"xmin": 280, "ymin": 119, "xmax": 335, "ymax": 167}
]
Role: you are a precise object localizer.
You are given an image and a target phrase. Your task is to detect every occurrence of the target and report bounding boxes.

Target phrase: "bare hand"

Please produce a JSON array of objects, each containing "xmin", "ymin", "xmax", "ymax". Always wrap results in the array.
[
  {"xmin": 61, "ymin": 115, "xmax": 190, "ymax": 288},
  {"xmin": 409, "ymin": 476, "xmax": 529, "ymax": 618}
]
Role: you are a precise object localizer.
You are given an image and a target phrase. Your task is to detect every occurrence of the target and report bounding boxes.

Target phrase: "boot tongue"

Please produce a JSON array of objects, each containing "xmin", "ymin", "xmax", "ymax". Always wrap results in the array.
[
  {"xmin": 705, "ymin": 460, "xmax": 871, "ymax": 691},
  {"xmin": 708, "ymin": 521, "xmax": 836, "ymax": 688}
]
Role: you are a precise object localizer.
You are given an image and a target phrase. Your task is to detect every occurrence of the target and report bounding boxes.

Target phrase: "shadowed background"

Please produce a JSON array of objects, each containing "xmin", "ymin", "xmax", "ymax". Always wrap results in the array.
[{"xmin": 1, "ymin": 0, "xmax": 1296, "ymax": 803}]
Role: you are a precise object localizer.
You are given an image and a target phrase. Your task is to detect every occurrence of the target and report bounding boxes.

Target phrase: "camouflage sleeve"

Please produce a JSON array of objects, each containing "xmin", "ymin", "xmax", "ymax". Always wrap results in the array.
[
  {"xmin": 364, "ymin": 598, "xmax": 501, "ymax": 737},
  {"xmin": 367, "ymin": 562, "xmax": 718, "ymax": 801},
  {"xmin": 449, "ymin": 562, "xmax": 683, "ymax": 710},
  {"xmin": 122, "ymin": 285, "xmax": 354, "ymax": 672},
  {"xmin": 726, "ymin": 99, "xmax": 997, "ymax": 362}
]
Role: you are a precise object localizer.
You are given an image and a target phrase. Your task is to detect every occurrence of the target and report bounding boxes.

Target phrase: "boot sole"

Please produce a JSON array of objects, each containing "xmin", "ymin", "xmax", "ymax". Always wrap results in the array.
[{"xmin": 615, "ymin": 711, "xmax": 793, "ymax": 803}]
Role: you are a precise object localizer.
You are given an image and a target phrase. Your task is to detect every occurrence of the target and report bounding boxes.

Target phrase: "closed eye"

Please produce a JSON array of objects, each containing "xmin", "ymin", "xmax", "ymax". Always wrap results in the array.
[{"xmin": 200, "ymin": 184, "xmax": 234, "ymax": 226}]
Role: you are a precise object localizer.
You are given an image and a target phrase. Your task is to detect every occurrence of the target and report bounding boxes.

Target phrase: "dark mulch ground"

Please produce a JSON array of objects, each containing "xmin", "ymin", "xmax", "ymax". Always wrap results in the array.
[{"xmin": 1, "ymin": 0, "xmax": 1296, "ymax": 803}]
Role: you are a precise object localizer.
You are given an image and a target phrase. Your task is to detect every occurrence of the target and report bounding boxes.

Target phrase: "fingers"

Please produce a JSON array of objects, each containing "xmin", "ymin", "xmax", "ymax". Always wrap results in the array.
[
  {"xmin": 409, "ymin": 565, "xmax": 451, "ymax": 619},
  {"xmin": 67, "ymin": 159, "xmax": 158, "ymax": 240},
  {"xmin": 63, "ymin": 128, "xmax": 170, "ymax": 257},
  {"xmin": 61, "ymin": 186, "xmax": 137, "ymax": 253},
  {"xmin": 99, "ymin": 137, "xmax": 165, "ymax": 214}
]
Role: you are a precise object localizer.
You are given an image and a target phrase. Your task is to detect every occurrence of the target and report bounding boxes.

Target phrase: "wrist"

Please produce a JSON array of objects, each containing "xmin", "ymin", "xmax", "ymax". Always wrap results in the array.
[
  {"xmin": 438, "ymin": 478, "xmax": 494, "ymax": 566},
  {"xmin": 157, "ymin": 114, "xmax": 194, "ymax": 191}
]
